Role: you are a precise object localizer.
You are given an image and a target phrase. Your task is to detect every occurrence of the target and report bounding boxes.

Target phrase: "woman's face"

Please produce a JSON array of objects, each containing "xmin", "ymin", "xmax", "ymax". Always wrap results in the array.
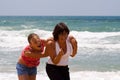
[
  {"xmin": 30, "ymin": 35, "xmax": 42, "ymax": 51},
  {"xmin": 58, "ymin": 31, "xmax": 68, "ymax": 43}
]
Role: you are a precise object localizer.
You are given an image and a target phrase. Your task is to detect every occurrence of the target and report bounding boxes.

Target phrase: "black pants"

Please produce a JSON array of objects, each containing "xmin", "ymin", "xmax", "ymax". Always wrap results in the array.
[{"xmin": 46, "ymin": 63, "xmax": 70, "ymax": 80}]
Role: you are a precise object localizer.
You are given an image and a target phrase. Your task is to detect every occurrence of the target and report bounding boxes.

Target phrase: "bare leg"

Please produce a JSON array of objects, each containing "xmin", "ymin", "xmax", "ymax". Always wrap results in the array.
[
  {"xmin": 29, "ymin": 75, "xmax": 36, "ymax": 80},
  {"xmin": 18, "ymin": 74, "xmax": 29, "ymax": 80}
]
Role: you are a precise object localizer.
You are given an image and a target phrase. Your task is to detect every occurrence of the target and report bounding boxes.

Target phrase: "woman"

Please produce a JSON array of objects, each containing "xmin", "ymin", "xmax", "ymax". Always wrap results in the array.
[{"xmin": 45, "ymin": 22, "xmax": 77, "ymax": 80}]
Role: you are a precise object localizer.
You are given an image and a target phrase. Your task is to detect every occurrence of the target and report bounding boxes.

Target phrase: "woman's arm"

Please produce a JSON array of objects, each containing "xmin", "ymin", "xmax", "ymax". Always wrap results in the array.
[
  {"xmin": 45, "ymin": 40, "xmax": 64, "ymax": 64},
  {"xmin": 69, "ymin": 35, "xmax": 78, "ymax": 57}
]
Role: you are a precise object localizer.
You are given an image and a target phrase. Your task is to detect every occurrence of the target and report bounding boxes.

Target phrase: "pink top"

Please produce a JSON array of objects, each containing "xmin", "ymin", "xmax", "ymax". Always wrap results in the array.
[{"xmin": 21, "ymin": 40, "xmax": 44, "ymax": 67}]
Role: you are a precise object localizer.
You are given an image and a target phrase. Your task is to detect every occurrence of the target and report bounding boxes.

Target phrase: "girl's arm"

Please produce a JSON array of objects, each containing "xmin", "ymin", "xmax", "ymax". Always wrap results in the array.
[
  {"xmin": 24, "ymin": 39, "xmax": 48, "ymax": 58},
  {"xmin": 24, "ymin": 50, "xmax": 42, "ymax": 58},
  {"xmin": 40, "ymin": 38, "xmax": 54, "ymax": 58},
  {"xmin": 40, "ymin": 49, "xmax": 49, "ymax": 58}
]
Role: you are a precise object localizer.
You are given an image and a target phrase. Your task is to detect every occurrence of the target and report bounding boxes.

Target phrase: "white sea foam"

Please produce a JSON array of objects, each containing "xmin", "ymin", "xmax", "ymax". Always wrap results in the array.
[
  {"xmin": 70, "ymin": 71, "xmax": 120, "ymax": 80},
  {"xmin": 0, "ymin": 29, "xmax": 51, "ymax": 48},
  {"xmin": 0, "ymin": 29, "xmax": 120, "ymax": 50},
  {"xmin": 0, "ymin": 71, "xmax": 120, "ymax": 80},
  {"xmin": 70, "ymin": 31, "xmax": 120, "ymax": 49}
]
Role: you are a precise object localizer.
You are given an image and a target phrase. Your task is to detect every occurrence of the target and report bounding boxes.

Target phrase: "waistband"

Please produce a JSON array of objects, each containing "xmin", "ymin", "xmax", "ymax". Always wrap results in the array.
[{"xmin": 46, "ymin": 63, "xmax": 68, "ymax": 68}]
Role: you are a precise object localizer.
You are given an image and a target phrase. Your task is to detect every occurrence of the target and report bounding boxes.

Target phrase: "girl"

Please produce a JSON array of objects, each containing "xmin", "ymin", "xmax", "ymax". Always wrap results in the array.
[{"xmin": 16, "ymin": 33, "xmax": 48, "ymax": 80}]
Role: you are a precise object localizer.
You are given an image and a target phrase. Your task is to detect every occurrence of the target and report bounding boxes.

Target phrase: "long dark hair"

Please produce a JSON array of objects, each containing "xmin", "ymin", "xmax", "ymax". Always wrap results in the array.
[{"xmin": 52, "ymin": 22, "xmax": 70, "ymax": 41}]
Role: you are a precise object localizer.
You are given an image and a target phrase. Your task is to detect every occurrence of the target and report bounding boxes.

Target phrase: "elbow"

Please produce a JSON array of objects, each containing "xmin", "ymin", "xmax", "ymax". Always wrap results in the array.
[
  {"xmin": 71, "ymin": 52, "xmax": 77, "ymax": 57},
  {"xmin": 70, "ymin": 54, "xmax": 75, "ymax": 57}
]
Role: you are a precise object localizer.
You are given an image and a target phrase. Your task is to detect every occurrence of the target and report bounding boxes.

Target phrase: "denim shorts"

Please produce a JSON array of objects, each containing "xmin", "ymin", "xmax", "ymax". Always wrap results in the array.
[{"xmin": 16, "ymin": 63, "xmax": 37, "ymax": 75}]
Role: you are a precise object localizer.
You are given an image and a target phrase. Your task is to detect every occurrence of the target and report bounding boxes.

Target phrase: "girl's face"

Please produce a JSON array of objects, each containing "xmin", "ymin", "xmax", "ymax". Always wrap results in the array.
[
  {"xmin": 30, "ymin": 35, "xmax": 42, "ymax": 51},
  {"xmin": 58, "ymin": 31, "xmax": 68, "ymax": 43}
]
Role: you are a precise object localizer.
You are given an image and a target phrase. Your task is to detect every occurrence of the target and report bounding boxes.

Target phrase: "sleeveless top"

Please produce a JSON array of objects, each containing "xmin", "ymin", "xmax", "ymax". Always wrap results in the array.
[
  {"xmin": 47, "ymin": 37, "xmax": 73, "ymax": 66},
  {"xmin": 21, "ymin": 40, "xmax": 44, "ymax": 67}
]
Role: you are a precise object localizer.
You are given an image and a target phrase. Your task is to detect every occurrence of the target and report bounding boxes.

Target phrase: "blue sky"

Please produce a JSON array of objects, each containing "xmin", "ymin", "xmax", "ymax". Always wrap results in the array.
[{"xmin": 0, "ymin": 0, "xmax": 120, "ymax": 16}]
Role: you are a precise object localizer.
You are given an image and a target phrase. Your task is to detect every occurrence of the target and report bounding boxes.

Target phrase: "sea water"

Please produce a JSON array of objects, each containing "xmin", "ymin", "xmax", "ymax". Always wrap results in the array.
[{"xmin": 0, "ymin": 16, "xmax": 120, "ymax": 80}]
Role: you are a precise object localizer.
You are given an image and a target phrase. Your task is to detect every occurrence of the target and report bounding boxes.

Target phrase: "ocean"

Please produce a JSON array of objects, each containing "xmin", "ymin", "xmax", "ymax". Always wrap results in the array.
[{"xmin": 0, "ymin": 16, "xmax": 120, "ymax": 80}]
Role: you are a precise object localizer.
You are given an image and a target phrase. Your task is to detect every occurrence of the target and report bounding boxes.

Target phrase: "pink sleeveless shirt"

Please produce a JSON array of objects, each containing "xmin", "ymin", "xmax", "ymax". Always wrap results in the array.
[{"xmin": 21, "ymin": 40, "xmax": 44, "ymax": 67}]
